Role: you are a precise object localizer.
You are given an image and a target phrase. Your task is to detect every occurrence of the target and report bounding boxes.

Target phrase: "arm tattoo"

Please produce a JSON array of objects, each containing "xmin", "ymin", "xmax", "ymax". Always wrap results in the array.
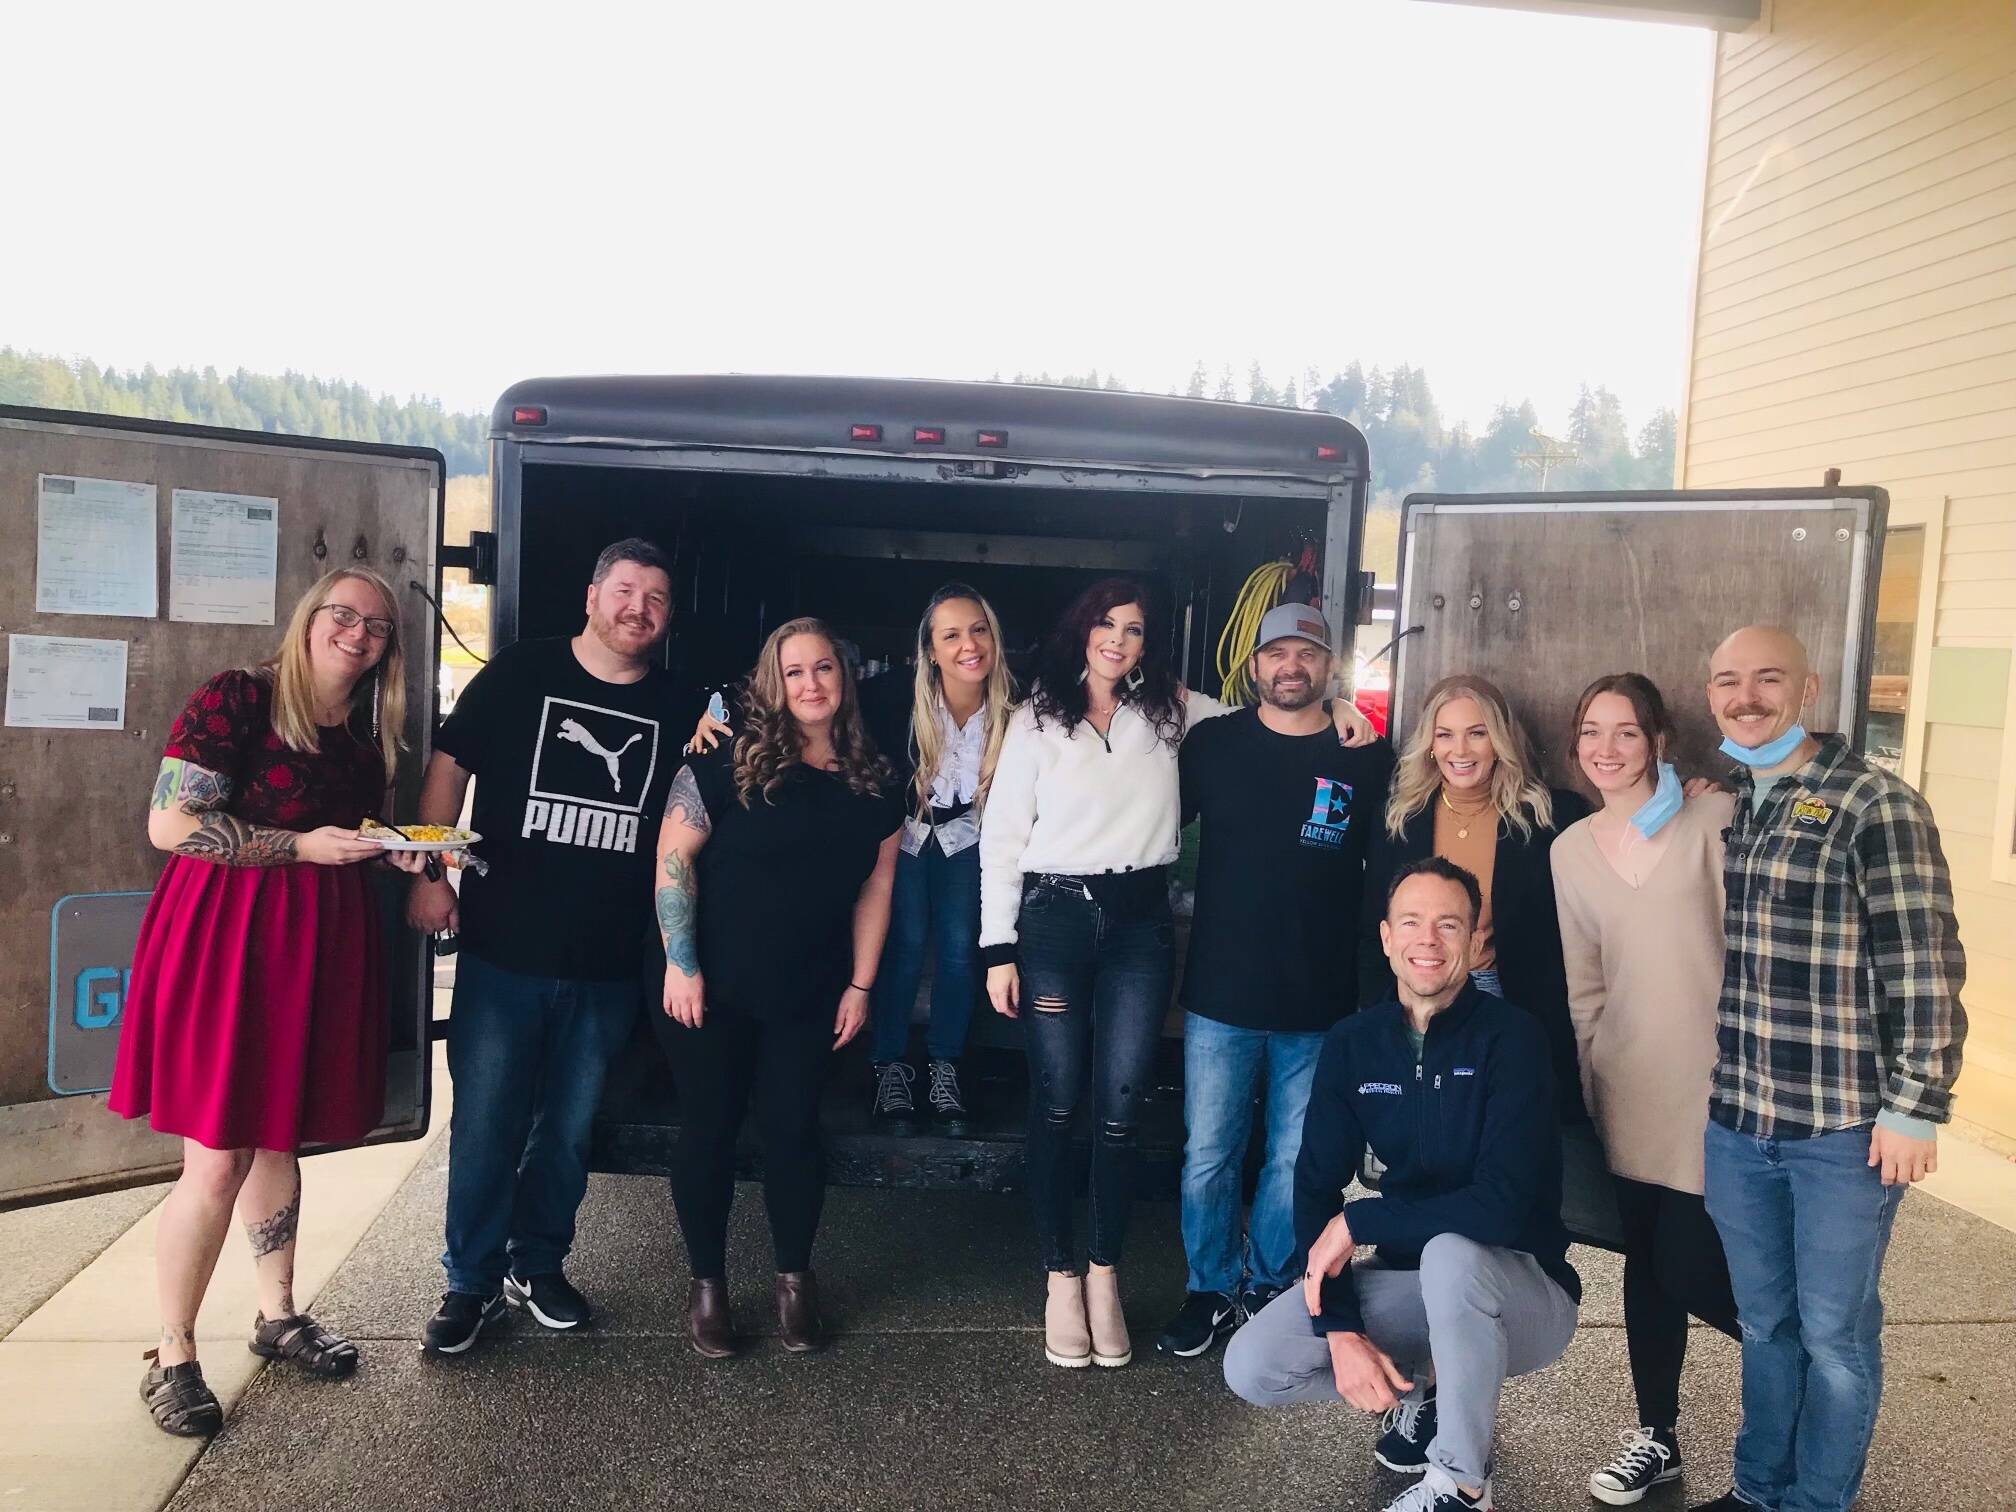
[
  {"xmin": 658, "ymin": 850, "xmax": 701, "ymax": 975},
  {"xmin": 174, "ymin": 812, "xmax": 301, "ymax": 867},
  {"xmin": 245, "ymin": 1167, "xmax": 302, "ymax": 1259},
  {"xmin": 664, "ymin": 765, "xmax": 711, "ymax": 835},
  {"xmin": 152, "ymin": 758, "xmax": 234, "ymax": 815}
]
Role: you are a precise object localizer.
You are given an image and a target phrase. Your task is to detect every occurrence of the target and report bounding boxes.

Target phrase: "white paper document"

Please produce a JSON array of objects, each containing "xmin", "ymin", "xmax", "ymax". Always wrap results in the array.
[
  {"xmin": 35, "ymin": 474, "xmax": 159, "ymax": 618},
  {"xmin": 4, "ymin": 635, "xmax": 129, "ymax": 730},
  {"xmin": 171, "ymin": 489, "xmax": 280, "ymax": 624}
]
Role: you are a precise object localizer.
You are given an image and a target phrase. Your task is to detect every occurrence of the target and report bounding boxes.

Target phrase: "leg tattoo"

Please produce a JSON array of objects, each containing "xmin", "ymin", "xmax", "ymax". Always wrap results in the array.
[{"xmin": 245, "ymin": 1167, "xmax": 302, "ymax": 1260}]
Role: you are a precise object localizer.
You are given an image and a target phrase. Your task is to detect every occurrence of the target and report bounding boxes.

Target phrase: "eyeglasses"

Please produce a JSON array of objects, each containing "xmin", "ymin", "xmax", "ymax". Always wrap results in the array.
[{"xmin": 317, "ymin": 604, "xmax": 396, "ymax": 639}]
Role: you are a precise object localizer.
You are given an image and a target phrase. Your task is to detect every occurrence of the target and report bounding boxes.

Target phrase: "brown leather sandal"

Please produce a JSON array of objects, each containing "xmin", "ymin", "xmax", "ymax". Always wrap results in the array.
[
  {"xmin": 250, "ymin": 1313, "xmax": 360, "ymax": 1378},
  {"xmin": 140, "ymin": 1349, "xmax": 223, "ymax": 1437}
]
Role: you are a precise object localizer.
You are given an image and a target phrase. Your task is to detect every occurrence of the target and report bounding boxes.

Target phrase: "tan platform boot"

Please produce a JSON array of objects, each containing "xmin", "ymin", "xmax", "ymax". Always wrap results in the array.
[
  {"xmin": 1084, "ymin": 1264, "xmax": 1132, "ymax": 1367},
  {"xmin": 1044, "ymin": 1271, "xmax": 1092, "ymax": 1368}
]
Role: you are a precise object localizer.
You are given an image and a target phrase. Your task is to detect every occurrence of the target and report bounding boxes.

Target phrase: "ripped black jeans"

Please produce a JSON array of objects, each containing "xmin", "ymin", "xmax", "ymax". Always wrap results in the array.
[{"xmin": 1015, "ymin": 876, "xmax": 1174, "ymax": 1273}]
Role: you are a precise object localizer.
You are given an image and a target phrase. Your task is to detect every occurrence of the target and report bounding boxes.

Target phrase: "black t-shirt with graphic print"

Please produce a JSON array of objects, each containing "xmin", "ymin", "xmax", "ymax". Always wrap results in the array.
[
  {"xmin": 1178, "ymin": 710, "xmax": 1393, "ymax": 1033},
  {"xmin": 435, "ymin": 636, "xmax": 682, "ymax": 981}
]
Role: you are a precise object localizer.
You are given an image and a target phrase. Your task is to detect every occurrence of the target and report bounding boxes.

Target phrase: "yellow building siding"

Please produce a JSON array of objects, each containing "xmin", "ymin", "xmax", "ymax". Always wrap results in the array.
[{"xmin": 1679, "ymin": 0, "xmax": 2016, "ymax": 1144}]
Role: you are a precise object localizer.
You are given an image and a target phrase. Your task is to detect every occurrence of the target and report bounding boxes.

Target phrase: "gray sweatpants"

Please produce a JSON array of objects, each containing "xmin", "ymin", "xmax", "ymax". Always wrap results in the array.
[{"xmin": 1223, "ymin": 1232, "xmax": 1579, "ymax": 1487}]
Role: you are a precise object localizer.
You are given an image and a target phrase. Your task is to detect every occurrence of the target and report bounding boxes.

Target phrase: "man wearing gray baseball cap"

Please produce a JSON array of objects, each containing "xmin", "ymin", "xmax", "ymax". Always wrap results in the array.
[{"xmin": 1155, "ymin": 602, "xmax": 1393, "ymax": 1358}]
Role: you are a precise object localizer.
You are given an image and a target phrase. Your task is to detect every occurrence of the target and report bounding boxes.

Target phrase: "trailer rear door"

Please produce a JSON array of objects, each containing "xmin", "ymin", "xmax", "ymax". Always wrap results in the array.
[
  {"xmin": 1391, "ymin": 487, "xmax": 1888, "ymax": 1246},
  {"xmin": 0, "ymin": 407, "xmax": 444, "ymax": 1206}
]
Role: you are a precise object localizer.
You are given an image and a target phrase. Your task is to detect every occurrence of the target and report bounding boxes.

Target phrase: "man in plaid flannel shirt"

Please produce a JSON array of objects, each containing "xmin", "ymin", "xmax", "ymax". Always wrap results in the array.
[{"xmin": 1690, "ymin": 627, "xmax": 1967, "ymax": 1512}]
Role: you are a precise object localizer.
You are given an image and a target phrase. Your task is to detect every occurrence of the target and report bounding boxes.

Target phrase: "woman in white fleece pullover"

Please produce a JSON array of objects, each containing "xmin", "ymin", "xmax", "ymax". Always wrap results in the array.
[{"xmin": 980, "ymin": 577, "xmax": 1366, "ymax": 1371}]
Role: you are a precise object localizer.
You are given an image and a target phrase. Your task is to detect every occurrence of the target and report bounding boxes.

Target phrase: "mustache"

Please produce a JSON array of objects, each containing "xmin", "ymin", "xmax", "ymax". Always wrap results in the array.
[{"xmin": 1725, "ymin": 703, "xmax": 1775, "ymax": 719}]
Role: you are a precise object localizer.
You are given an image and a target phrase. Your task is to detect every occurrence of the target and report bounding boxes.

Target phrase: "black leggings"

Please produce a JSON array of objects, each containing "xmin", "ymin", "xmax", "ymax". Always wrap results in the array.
[
  {"xmin": 656, "ymin": 1009, "xmax": 831, "ymax": 1279},
  {"xmin": 1614, "ymin": 1175, "xmax": 1741, "ymax": 1430}
]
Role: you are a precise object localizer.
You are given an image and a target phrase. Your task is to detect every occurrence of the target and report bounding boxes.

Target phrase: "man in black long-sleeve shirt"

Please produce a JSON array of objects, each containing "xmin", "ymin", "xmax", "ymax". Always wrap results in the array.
[{"xmin": 1224, "ymin": 857, "xmax": 1580, "ymax": 1512}]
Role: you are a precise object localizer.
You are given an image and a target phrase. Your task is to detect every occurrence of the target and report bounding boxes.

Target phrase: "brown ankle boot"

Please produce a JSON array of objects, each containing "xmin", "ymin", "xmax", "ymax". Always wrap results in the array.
[
  {"xmin": 687, "ymin": 1278, "xmax": 734, "ymax": 1359},
  {"xmin": 1084, "ymin": 1264, "xmax": 1131, "ymax": 1367},
  {"xmin": 774, "ymin": 1271, "xmax": 822, "ymax": 1352}
]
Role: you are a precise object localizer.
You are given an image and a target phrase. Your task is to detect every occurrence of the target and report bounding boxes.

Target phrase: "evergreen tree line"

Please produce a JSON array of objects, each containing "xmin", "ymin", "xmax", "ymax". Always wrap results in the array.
[
  {"xmin": 1004, "ymin": 360, "xmax": 1679, "ymax": 502},
  {"xmin": 3, "ymin": 346, "xmax": 1676, "ymax": 500},
  {"xmin": 0, "ymin": 348, "xmax": 488, "ymax": 477}
]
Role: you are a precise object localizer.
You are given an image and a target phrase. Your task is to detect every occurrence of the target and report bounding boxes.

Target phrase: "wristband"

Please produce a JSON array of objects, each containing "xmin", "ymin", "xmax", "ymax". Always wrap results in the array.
[{"xmin": 849, "ymin": 981, "xmax": 874, "ymax": 993}]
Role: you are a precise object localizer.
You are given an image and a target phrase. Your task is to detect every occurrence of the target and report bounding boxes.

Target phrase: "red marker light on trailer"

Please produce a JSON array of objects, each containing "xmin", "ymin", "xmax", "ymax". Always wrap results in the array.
[
  {"xmin": 1315, "ymin": 444, "xmax": 1341, "ymax": 461},
  {"xmin": 914, "ymin": 426, "xmax": 945, "ymax": 445},
  {"xmin": 850, "ymin": 423, "xmax": 883, "ymax": 443},
  {"xmin": 976, "ymin": 429, "xmax": 1008, "ymax": 448},
  {"xmin": 512, "ymin": 405, "xmax": 547, "ymax": 426}
]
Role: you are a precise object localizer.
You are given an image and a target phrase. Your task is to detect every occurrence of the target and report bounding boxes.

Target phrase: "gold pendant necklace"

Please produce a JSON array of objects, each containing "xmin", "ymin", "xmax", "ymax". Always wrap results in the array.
[{"xmin": 1441, "ymin": 787, "xmax": 1489, "ymax": 840}]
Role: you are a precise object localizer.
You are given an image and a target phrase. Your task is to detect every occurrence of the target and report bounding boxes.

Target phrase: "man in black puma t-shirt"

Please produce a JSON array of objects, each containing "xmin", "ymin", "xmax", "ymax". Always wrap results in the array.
[
  {"xmin": 406, "ymin": 538, "xmax": 682, "ymax": 1355},
  {"xmin": 1155, "ymin": 604, "xmax": 1392, "ymax": 1360}
]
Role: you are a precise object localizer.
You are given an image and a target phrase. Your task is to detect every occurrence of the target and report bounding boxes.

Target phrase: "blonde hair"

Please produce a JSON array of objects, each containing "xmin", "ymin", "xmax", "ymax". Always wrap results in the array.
[
  {"xmin": 266, "ymin": 567, "xmax": 407, "ymax": 778},
  {"xmin": 1385, "ymin": 673, "xmax": 1554, "ymax": 840},
  {"xmin": 908, "ymin": 585, "xmax": 1015, "ymax": 818},
  {"xmin": 733, "ymin": 617, "xmax": 892, "ymax": 807}
]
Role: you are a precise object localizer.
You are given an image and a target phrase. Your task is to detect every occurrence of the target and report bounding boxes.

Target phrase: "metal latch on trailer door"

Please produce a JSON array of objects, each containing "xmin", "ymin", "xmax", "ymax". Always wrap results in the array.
[{"xmin": 440, "ymin": 531, "xmax": 497, "ymax": 586}]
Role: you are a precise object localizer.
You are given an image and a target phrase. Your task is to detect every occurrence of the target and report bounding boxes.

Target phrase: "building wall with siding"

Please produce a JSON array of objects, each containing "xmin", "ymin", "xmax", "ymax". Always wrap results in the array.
[{"xmin": 1677, "ymin": 0, "xmax": 2016, "ymax": 1145}]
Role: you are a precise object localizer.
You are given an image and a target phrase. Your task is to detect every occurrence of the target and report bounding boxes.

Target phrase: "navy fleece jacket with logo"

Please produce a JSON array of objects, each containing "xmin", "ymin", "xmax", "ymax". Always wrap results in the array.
[{"xmin": 1293, "ymin": 983, "xmax": 1581, "ymax": 1335}]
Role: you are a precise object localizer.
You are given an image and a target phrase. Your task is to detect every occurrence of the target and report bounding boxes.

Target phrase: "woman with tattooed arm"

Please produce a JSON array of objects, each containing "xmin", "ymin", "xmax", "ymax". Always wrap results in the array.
[
  {"xmin": 652, "ymin": 617, "xmax": 902, "ymax": 1356},
  {"xmin": 109, "ymin": 568, "xmax": 426, "ymax": 1437}
]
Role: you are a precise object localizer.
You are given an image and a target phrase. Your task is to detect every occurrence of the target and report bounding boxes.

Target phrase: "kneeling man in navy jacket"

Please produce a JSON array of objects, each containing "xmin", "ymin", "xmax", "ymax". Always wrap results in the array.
[{"xmin": 1225, "ymin": 856, "xmax": 1581, "ymax": 1512}]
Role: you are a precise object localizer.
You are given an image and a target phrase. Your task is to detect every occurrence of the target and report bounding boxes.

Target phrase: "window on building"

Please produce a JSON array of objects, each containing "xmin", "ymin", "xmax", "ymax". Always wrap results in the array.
[{"xmin": 1863, "ymin": 525, "xmax": 1923, "ymax": 775}]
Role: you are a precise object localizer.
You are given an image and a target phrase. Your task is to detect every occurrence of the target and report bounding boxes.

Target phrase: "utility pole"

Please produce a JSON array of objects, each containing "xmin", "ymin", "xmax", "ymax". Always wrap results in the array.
[{"xmin": 1515, "ymin": 426, "xmax": 1579, "ymax": 490}]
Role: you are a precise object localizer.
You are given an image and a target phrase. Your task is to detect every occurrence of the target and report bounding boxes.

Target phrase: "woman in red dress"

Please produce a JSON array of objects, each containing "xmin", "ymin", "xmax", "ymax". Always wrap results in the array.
[{"xmin": 110, "ymin": 567, "xmax": 426, "ymax": 1436}]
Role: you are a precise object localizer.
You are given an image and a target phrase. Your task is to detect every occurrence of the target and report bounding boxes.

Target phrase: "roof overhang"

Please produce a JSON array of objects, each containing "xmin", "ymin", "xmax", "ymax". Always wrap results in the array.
[{"xmin": 1420, "ymin": 0, "xmax": 1759, "ymax": 29}]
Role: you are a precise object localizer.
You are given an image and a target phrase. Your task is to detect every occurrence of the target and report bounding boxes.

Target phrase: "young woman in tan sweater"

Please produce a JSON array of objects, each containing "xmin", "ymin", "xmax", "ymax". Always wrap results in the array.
[{"xmin": 1550, "ymin": 673, "xmax": 1741, "ymax": 1506}]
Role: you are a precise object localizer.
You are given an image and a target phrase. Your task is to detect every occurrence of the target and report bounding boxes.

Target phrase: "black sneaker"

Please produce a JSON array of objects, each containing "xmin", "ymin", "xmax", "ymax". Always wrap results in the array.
[
  {"xmin": 871, "ymin": 1060, "xmax": 918, "ymax": 1129},
  {"xmin": 1383, "ymin": 1468, "xmax": 1490, "ymax": 1510},
  {"xmin": 1239, "ymin": 1283, "xmax": 1285, "ymax": 1321},
  {"xmin": 1590, "ymin": 1427, "xmax": 1680, "ymax": 1505},
  {"xmin": 925, "ymin": 1058, "xmax": 973, "ymax": 1134},
  {"xmin": 504, "ymin": 1271, "xmax": 591, "ymax": 1330},
  {"xmin": 1689, "ymin": 1495, "xmax": 1767, "ymax": 1511},
  {"xmin": 422, "ymin": 1291, "xmax": 504, "ymax": 1356},
  {"xmin": 1374, "ymin": 1385, "xmax": 1438, "ymax": 1474},
  {"xmin": 1154, "ymin": 1290, "xmax": 1239, "ymax": 1357}
]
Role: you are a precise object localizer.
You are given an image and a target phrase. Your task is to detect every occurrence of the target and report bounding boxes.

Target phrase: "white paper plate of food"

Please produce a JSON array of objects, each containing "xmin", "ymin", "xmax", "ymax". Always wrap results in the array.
[{"xmin": 360, "ymin": 820, "xmax": 482, "ymax": 853}]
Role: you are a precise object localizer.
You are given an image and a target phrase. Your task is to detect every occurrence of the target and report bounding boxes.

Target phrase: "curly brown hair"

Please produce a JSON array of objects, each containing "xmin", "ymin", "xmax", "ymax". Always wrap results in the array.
[{"xmin": 732, "ymin": 617, "xmax": 893, "ymax": 808}]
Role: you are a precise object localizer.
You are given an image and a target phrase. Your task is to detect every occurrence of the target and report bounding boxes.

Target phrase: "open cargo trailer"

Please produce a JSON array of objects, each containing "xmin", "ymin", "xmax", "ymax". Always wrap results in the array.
[
  {"xmin": 1390, "ymin": 487, "xmax": 1889, "ymax": 1246},
  {"xmin": 0, "ymin": 406, "xmax": 446, "ymax": 1208},
  {"xmin": 483, "ymin": 375, "xmax": 1373, "ymax": 1194}
]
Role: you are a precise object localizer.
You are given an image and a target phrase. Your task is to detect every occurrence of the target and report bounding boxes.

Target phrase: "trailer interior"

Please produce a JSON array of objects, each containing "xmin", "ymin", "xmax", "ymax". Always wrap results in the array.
[{"xmin": 499, "ymin": 443, "xmax": 1358, "ymax": 1194}]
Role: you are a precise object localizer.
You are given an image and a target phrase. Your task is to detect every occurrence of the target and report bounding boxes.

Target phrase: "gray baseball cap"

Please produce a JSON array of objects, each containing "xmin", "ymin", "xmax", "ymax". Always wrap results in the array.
[{"xmin": 1256, "ymin": 602, "xmax": 1336, "ymax": 655}]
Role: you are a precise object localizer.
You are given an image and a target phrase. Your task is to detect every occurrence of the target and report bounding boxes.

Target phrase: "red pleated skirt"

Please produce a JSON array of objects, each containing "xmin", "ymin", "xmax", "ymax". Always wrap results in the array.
[{"xmin": 109, "ymin": 855, "xmax": 387, "ymax": 1153}]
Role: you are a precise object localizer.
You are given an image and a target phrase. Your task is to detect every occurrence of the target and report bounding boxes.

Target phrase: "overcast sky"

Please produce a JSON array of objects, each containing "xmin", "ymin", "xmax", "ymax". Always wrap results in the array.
[{"xmin": 5, "ymin": 0, "xmax": 1712, "ymax": 433}]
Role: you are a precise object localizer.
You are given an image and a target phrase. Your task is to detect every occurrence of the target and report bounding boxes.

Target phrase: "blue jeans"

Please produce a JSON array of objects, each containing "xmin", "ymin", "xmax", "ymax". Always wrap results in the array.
[
  {"xmin": 1704, "ymin": 1120, "xmax": 1907, "ymax": 1512},
  {"xmin": 442, "ymin": 950, "xmax": 640, "ymax": 1295},
  {"xmin": 1017, "ymin": 878, "xmax": 1174, "ymax": 1272},
  {"xmin": 870, "ymin": 836, "xmax": 981, "ymax": 1063},
  {"xmin": 1180, "ymin": 1013, "xmax": 1324, "ymax": 1294}
]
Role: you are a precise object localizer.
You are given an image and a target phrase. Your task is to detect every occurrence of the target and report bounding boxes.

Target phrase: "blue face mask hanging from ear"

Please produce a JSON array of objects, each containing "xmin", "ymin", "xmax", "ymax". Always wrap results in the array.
[
  {"xmin": 1718, "ymin": 723, "xmax": 1808, "ymax": 769},
  {"xmin": 1631, "ymin": 761, "xmax": 1684, "ymax": 838}
]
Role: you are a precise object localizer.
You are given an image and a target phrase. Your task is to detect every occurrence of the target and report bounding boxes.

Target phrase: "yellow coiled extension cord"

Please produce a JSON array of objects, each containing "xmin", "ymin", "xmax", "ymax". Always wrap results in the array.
[{"xmin": 1215, "ymin": 558, "xmax": 1294, "ymax": 705}]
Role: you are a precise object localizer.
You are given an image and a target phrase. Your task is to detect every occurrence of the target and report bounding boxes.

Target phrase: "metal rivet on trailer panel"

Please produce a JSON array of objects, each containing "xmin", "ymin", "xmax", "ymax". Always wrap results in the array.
[
  {"xmin": 1431, "ymin": 594, "xmax": 1446, "ymax": 610},
  {"xmin": 0, "ymin": 784, "xmax": 12, "ymax": 799},
  {"xmin": 352, "ymin": 534, "xmax": 369, "ymax": 560},
  {"xmin": 392, "ymin": 545, "xmax": 407, "ymax": 564},
  {"xmin": 1792, "ymin": 527, "xmax": 1808, "ymax": 542},
  {"xmin": 1835, "ymin": 527, "xmax": 1850, "ymax": 542},
  {"xmin": 1468, "ymin": 593, "xmax": 1483, "ymax": 611},
  {"xmin": 1508, "ymin": 595, "xmax": 1522, "ymax": 612},
  {"xmin": 313, "ymin": 529, "xmax": 328, "ymax": 560},
  {"xmin": 0, "ymin": 834, "xmax": 12, "ymax": 845}
]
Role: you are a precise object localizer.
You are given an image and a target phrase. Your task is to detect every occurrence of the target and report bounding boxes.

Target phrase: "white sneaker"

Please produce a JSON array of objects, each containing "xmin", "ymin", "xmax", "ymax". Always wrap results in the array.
[{"xmin": 1384, "ymin": 1465, "xmax": 1492, "ymax": 1511}]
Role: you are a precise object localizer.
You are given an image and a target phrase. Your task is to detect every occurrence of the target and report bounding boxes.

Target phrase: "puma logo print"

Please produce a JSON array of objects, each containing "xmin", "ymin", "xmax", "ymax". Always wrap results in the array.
[{"xmin": 556, "ymin": 719, "xmax": 644, "ymax": 793}]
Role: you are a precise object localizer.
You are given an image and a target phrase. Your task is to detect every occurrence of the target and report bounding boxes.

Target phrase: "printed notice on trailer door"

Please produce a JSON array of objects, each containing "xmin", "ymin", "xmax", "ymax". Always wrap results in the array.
[
  {"xmin": 170, "ymin": 489, "xmax": 279, "ymax": 624},
  {"xmin": 35, "ymin": 474, "xmax": 159, "ymax": 618},
  {"xmin": 4, "ymin": 635, "xmax": 128, "ymax": 730}
]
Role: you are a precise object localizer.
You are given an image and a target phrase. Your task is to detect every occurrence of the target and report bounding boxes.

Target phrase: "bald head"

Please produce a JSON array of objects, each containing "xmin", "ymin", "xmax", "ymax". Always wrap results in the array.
[{"xmin": 1709, "ymin": 625, "xmax": 1820, "ymax": 753}]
